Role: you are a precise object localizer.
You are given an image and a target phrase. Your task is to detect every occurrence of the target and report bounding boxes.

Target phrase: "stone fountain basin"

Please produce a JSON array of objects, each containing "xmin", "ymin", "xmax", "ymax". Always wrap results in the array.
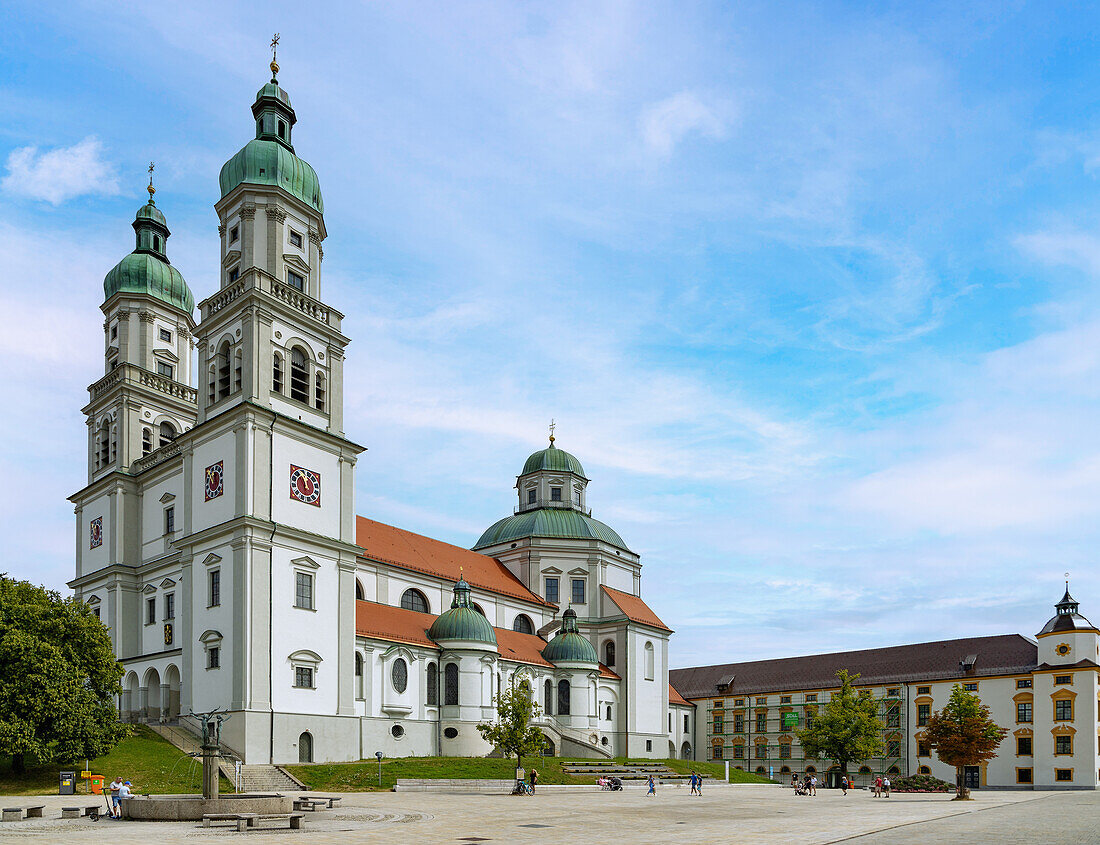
[{"xmin": 122, "ymin": 793, "xmax": 292, "ymax": 820}]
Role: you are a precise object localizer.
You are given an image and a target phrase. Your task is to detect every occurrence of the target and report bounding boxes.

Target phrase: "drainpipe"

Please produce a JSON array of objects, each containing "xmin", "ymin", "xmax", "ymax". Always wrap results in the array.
[
  {"xmin": 437, "ymin": 656, "xmax": 443, "ymax": 756},
  {"xmin": 268, "ymin": 411, "xmax": 277, "ymax": 765}
]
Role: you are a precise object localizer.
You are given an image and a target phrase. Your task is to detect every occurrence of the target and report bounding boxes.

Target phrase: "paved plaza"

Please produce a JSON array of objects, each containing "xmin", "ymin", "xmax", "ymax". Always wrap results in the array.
[{"xmin": 0, "ymin": 784, "xmax": 1098, "ymax": 844}]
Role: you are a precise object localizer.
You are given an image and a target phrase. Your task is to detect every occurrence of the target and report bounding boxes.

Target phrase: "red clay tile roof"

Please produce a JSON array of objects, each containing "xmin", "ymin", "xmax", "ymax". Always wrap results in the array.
[
  {"xmin": 355, "ymin": 600, "xmax": 435, "ymax": 648},
  {"xmin": 495, "ymin": 627, "xmax": 553, "ymax": 668},
  {"xmin": 670, "ymin": 634, "xmax": 1038, "ymax": 700},
  {"xmin": 669, "ymin": 684, "xmax": 692, "ymax": 707},
  {"xmin": 599, "ymin": 663, "xmax": 621, "ymax": 680},
  {"xmin": 356, "ymin": 516, "xmax": 551, "ymax": 607},
  {"xmin": 601, "ymin": 586, "xmax": 672, "ymax": 632}
]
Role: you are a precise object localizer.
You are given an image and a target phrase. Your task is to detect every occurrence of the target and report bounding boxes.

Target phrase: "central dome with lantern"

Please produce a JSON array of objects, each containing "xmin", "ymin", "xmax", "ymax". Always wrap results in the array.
[{"xmin": 473, "ymin": 432, "xmax": 631, "ymax": 552}]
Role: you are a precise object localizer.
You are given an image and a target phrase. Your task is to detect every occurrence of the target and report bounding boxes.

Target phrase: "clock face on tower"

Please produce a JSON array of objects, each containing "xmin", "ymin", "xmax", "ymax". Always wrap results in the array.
[
  {"xmin": 205, "ymin": 461, "xmax": 224, "ymax": 501},
  {"xmin": 290, "ymin": 465, "xmax": 321, "ymax": 507}
]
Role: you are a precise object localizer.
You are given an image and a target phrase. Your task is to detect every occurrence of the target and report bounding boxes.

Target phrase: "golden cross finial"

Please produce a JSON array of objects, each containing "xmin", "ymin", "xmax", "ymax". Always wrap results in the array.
[
  {"xmin": 548, "ymin": 419, "xmax": 556, "ymax": 445},
  {"xmin": 270, "ymin": 33, "xmax": 281, "ymax": 80},
  {"xmin": 147, "ymin": 161, "xmax": 156, "ymax": 201}
]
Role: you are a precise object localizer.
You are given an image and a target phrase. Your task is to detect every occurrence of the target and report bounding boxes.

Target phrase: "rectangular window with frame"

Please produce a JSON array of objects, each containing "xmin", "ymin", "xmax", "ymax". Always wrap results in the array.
[
  {"xmin": 111, "ymin": 324, "xmax": 118, "ymax": 339},
  {"xmin": 1056, "ymin": 735, "xmax": 1072, "ymax": 755},
  {"xmin": 755, "ymin": 713, "xmax": 767, "ymax": 733},
  {"xmin": 164, "ymin": 506, "xmax": 175, "ymax": 534},
  {"xmin": 230, "ymin": 225, "xmax": 239, "ymax": 242},
  {"xmin": 1016, "ymin": 679, "xmax": 1032, "ymax": 689},
  {"xmin": 1017, "ymin": 702, "xmax": 1033, "ymax": 723},
  {"xmin": 733, "ymin": 745, "xmax": 744, "ymax": 759},
  {"xmin": 1055, "ymin": 699, "xmax": 1073, "ymax": 721},
  {"xmin": 918, "ymin": 703, "xmax": 930, "ymax": 726},
  {"xmin": 887, "ymin": 739, "xmax": 902, "ymax": 757},
  {"xmin": 887, "ymin": 688, "xmax": 900, "ymax": 697},
  {"xmin": 1055, "ymin": 674, "xmax": 1072, "ymax": 685},
  {"xmin": 146, "ymin": 597, "xmax": 156, "ymax": 625},
  {"xmin": 228, "ymin": 267, "xmax": 240, "ymax": 283},
  {"xmin": 779, "ymin": 742, "xmax": 791, "ymax": 759},
  {"xmin": 734, "ymin": 698, "xmax": 744, "ymax": 706},
  {"xmin": 645, "ymin": 740, "xmax": 652, "ymax": 752},
  {"xmin": 962, "ymin": 683, "xmax": 977, "ymax": 691},
  {"xmin": 208, "ymin": 570, "xmax": 221, "ymax": 607},
  {"xmin": 780, "ymin": 695, "xmax": 791, "ymax": 704},
  {"xmin": 164, "ymin": 592, "xmax": 175, "ymax": 620},
  {"xmin": 289, "ymin": 230, "xmax": 303, "ymax": 248},
  {"xmin": 713, "ymin": 745, "xmax": 723, "ymax": 760},
  {"xmin": 571, "ymin": 578, "xmax": 585, "ymax": 605},
  {"xmin": 917, "ymin": 685, "xmax": 931, "ymax": 695},
  {"xmin": 295, "ymin": 572, "xmax": 314, "ymax": 610},
  {"xmin": 1056, "ymin": 768, "xmax": 1073, "ymax": 782},
  {"xmin": 157, "ymin": 361, "xmax": 174, "ymax": 379},
  {"xmin": 207, "ymin": 646, "xmax": 220, "ymax": 669},
  {"xmin": 733, "ymin": 713, "xmax": 744, "ymax": 733},
  {"xmin": 713, "ymin": 715, "xmax": 722, "ymax": 733},
  {"xmin": 545, "ymin": 577, "xmax": 559, "ymax": 604},
  {"xmin": 756, "ymin": 697, "xmax": 767, "ymax": 705},
  {"xmin": 684, "ymin": 714, "xmax": 690, "ymax": 733},
  {"xmin": 805, "ymin": 694, "xmax": 817, "ymax": 702},
  {"xmin": 294, "ymin": 666, "xmax": 313, "ymax": 689},
  {"xmin": 93, "ymin": 607, "xmax": 100, "ymax": 620},
  {"xmin": 159, "ymin": 328, "xmax": 172, "ymax": 343},
  {"xmin": 1017, "ymin": 737, "xmax": 1032, "ymax": 756},
  {"xmin": 527, "ymin": 489, "xmax": 536, "ymax": 505},
  {"xmin": 918, "ymin": 740, "xmax": 931, "ymax": 756},
  {"xmin": 1017, "ymin": 768, "xmax": 1033, "ymax": 784},
  {"xmin": 551, "ymin": 487, "xmax": 562, "ymax": 502},
  {"xmin": 287, "ymin": 270, "xmax": 304, "ymax": 291}
]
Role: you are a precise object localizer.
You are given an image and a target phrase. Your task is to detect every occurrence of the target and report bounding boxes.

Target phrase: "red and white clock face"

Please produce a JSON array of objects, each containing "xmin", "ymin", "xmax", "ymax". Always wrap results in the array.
[
  {"xmin": 290, "ymin": 465, "xmax": 321, "ymax": 507},
  {"xmin": 205, "ymin": 461, "xmax": 224, "ymax": 501}
]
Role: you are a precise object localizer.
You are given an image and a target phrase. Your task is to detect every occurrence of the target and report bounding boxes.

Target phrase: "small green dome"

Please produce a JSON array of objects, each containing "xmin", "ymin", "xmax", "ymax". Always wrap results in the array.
[
  {"xmin": 428, "ymin": 578, "xmax": 497, "ymax": 645},
  {"xmin": 522, "ymin": 444, "xmax": 585, "ymax": 477},
  {"xmin": 219, "ymin": 139, "xmax": 324, "ymax": 213},
  {"xmin": 474, "ymin": 508, "xmax": 630, "ymax": 552},
  {"xmin": 135, "ymin": 200, "xmax": 166, "ymax": 227},
  {"xmin": 104, "ymin": 253, "xmax": 194, "ymax": 312},
  {"xmin": 542, "ymin": 609, "xmax": 598, "ymax": 665},
  {"xmin": 256, "ymin": 81, "xmax": 292, "ymax": 108}
]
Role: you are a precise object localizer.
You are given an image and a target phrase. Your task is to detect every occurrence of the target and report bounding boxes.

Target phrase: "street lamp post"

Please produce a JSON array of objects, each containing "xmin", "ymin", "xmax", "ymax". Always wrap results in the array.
[{"xmin": 375, "ymin": 751, "xmax": 383, "ymax": 788}]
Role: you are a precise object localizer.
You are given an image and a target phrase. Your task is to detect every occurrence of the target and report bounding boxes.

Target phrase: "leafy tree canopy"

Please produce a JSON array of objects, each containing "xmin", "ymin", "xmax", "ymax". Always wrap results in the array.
[
  {"xmin": 924, "ymin": 684, "xmax": 1008, "ymax": 799},
  {"xmin": 0, "ymin": 576, "xmax": 127, "ymax": 774},
  {"xmin": 794, "ymin": 669, "xmax": 884, "ymax": 773},
  {"xmin": 477, "ymin": 680, "xmax": 545, "ymax": 769}
]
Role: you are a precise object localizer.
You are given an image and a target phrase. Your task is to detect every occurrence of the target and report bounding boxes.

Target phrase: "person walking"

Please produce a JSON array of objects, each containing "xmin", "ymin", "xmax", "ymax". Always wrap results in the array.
[
  {"xmin": 696, "ymin": 772, "xmax": 702, "ymax": 796},
  {"xmin": 109, "ymin": 777, "xmax": 123, "ymax": 819},
  {"xmin": 809, "ymin": 775, "xmax": 817, "ymax": 796},
  {"xmin": 647, "ymin": 775, "xmax": 657, "ymax": 797},
  {"xmin": 840, "ymin": 775, "xmax": 848, "ymax": 795},
  {"xmin": 689, "ymin": 772, "xmax": 698, "ymax": 796},
  {"xmin": 529, "ymin": 768, "xmax": 538, "ymax": 795},
  {"xmin": 883, "ymin": 775, "xmax": 891, "ymax": 798},
  {"xmin": 874, "ymin": 775, "xmax": 883, "ymax": 797}
]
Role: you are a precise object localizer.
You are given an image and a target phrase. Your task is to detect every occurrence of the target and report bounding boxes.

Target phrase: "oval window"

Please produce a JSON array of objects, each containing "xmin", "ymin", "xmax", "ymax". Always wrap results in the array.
[
  {"xmin": 391, "ymin": 658, "xmax": 408, "ymax": 693},
  {"xmin": 391, "ymin": 724, "xmax": 404, "ymax": 738},
  {"xmin": 443, "ymin": 727, "xmax": 459, "ymax": 739}
]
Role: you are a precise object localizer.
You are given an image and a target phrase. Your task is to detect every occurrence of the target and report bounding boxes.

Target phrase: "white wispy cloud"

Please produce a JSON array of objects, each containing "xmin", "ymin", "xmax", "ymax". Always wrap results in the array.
[
  {"xmin": 639, "ymin": 91, "xmax": 728, "ymax": 157},
  {"xmin": 2, "ymin": 137, "xmax": 120, "ymax": 205}
]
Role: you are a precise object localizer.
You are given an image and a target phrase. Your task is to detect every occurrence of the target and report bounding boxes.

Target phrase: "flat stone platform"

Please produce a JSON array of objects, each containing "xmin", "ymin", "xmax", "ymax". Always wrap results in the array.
[{"xmin": 0, "ymin": 785, "xmax": 1096, "ymax": 844}]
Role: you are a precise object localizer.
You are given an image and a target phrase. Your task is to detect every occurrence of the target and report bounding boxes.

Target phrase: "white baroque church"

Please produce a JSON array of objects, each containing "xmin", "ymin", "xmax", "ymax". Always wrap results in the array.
[{"xmin": 67, "ymin": 60, "xmax": 692, "ymax": 766}]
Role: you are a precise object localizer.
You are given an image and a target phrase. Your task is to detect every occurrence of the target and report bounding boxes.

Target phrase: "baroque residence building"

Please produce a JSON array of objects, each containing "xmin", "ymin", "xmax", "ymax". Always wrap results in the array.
[
  {"xmin": 67, "ymin": 62, "xmax": 687, "ymax": 765},
  {"xmin": 671, "ymin": 588, "xmax": 1100, "ymax": 790}
]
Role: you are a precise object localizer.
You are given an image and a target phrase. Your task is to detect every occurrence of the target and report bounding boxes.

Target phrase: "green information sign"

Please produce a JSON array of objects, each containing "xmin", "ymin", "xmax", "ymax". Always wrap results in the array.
[{"xmin": 782, "ymin": 713, "xmax": 799, "ymax": 728}]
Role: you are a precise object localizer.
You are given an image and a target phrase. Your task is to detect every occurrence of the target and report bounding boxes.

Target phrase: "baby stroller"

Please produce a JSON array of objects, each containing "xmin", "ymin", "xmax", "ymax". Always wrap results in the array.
[
  {"xmin": 794, "ymin": 779, "xmax": 810, "ymax": 796},
  {"xmin": 607, "ymin": 777, "xmax": 623, "ymax": 791}
]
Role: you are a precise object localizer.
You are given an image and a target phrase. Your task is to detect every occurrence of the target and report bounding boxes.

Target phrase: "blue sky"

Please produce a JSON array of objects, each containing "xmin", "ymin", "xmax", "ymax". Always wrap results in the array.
[{"xmin": 4, "ymin": 1, "xmax": 1100, "ymax": 667}]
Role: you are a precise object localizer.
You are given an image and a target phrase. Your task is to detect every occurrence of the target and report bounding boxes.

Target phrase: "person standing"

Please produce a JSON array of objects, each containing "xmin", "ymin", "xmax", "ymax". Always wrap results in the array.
[
  {"xmin": 809, "ymin": 775, "xmax": 817, "ymax": 796},
  {"xmin": 689, "ymin": 772, "xmax": 698, "ymax": 796},
  {"xmin": 647, "ymin": 775, "xmax": 657, "ymax": 797},
  {"xmin": 696, "ymin": 772, "xmax": 702, "ymax": 796},
  {"xmin": 883, "ymin": 775, "xmax": 891, "ymax": 798},
  {"xmin": 109, "ymin": 777, "xmax": 123, "ymax": 819},
  {"xmin": 874, "ymin": 775, "xmax": 883, "ymax": 797},
  {"xmin": 529, "ymin": 768, "xmax": 538, "ymax": 795},
  {"xmin": 840, "ymin": 775, "xmax": 848, "ymax": 796}
]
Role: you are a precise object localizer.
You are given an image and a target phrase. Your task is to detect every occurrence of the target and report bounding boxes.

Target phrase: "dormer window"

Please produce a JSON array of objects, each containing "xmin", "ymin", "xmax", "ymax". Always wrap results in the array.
[
  {"xmin": 278, "ymin": 120, "xmax": 286, "ymax": 139},
  {"xmin": 527, "ymin": 489, "xmax": 536, "ymax": 505},
  {"xmin": 230, "ymin": 225, "xmax": 239, "ymax": 243},
  {"xmin": 287, "ymin": 270, "xmax": 304, "ymax": 291},
  {"xmin": 551, "ymin": 487, "xmax": 562, "ymax": 502},
  {"xmin": 289, "ymin": 230, "xmax": 303, "ymax": 249}
]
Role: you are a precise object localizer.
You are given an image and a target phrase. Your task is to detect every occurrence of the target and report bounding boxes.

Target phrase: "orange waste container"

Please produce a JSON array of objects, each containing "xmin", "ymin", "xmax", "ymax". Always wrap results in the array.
[{"xmin": 89, "ymin": 775, "xmax": 105, "ymax": 795}]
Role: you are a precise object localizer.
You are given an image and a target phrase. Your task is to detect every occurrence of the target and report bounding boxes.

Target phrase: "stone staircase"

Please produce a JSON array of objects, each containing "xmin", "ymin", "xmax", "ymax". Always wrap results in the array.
[{"xmin": 148, "ymin": 723, "xmax": 303, "ymax": 793}]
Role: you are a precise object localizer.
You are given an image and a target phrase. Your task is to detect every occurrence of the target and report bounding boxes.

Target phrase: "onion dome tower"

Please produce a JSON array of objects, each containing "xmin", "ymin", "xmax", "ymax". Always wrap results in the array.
[
  {"xmin": 541, "ymin": 608, "xmax": 598, "ymax": 665},
  {"xmin": 428, "ymin": 577, "xmax": 497, "ymax": 649},
  {"xmin": 1039, "ymin": 582, "xmax": 1097, "ymax": 635}
]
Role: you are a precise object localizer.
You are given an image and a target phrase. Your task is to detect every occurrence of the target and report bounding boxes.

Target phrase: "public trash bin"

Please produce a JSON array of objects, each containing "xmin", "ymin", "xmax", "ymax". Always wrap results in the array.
[
  {"xmin": 59, "ymin": 771, "xmax": 76, "ymax": 795},
  {"xmin": 89, "ymin": 775, "xmax": 105, "ymax": 794}
]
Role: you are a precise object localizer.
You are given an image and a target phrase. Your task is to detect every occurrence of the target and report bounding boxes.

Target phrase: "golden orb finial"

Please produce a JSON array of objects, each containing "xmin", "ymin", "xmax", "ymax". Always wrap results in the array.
[{"xmin": 548, "ymin": 418, "xmax": 556, "ymax": 446}]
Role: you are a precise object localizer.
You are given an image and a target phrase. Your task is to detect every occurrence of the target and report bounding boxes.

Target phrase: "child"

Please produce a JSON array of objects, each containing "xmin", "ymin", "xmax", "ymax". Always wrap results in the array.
[{"xmin": 647, "ymin": 775, "xmax": 656, "ymax": 796}]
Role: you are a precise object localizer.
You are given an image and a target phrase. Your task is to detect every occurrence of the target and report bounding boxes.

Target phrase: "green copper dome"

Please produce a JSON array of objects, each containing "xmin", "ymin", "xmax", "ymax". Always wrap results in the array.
[
  {"xmin": 428, "ymin": 579, "xmax": 497, "ymax": 645},
  {"xmin": 474, "ymin": 508, "xmax": 630, "ymax": 552},
  {"xmin": 219, "ymin": 139, "xmax": 323, "ymax": 213},
  {"xmin": 103, "ymin": 196, "xmax": 194, "ymax": 312},
  {"xmin": 522, "ymin": 444, "xmax": 585, "ymax": 477},
  {"xmin": 542, "ymin": 609, "xmax": 598, "ymax": 665}
]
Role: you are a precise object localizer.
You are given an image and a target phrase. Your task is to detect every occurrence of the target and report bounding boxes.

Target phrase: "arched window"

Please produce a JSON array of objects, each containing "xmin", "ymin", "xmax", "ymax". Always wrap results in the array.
[
  {"xmin": 315, "ymin": 372, "xmax": 325, "ymax": 412},
  {"xmin": 289, "ymin": 347, "xmax": 309, "ymax": 403},
  {"xmin": 644, "ymin": 641, "xmax": 655, "ymax": 680},
  {"xmin": 354, "ymin": 653, "xmax": 363, "ymax": 699},
  {"xmin": 604, "ymin": 641, "xmax": 615, "ymax": 667},
  {"xmin": 217, "ymin": 341, "xmax": 231, "ymax": 400},
  {"xmin": 472, "ymin": 603, "xmax": 486, "ymax": 616},
  {"xmin": 557, "ymin": 680, "xmax": 571, "ymax": 715},
  {"xmin": 298, "ymin": 731, "xmax": 313, "ymax": 763},
  {"xmin": 919, "ymin": 765, "xmax": 931, "ymax": 775},
  {"xmin": 142, "ymin": 427, "xmax": 152, "ymax": 455},
  {"xmin": 544, "ymin": 679, "xmax": 554, "ymax": 715},
  {"xmin": 272, "ymin": 352, "xmax": 283, "ymax": 394},
  {"xmin": 400, "ymin": 589, "xmax": 429, "ymax": 614},
  {"xmin": 444, "ymin": 662, "xmax": 459, "ymax": 705},
  {"xmin": 605, "ymin": 705, "xmax": 612, "ymax": 721},
  {"xmin": 426, "ymin": 662, "xmax": 438, "ymax": 706},
  {"xmin": 159, "ymin": 421, "xmax": 176, "ymax": 448},
  {"xmin": 512, "ymin": 614, "xmax": 534, "ymax": 635},
  {"xmin": 98, "ymin": 420, "xmax": 111, "ymax": 467},
  {"xmin": 233, "ymin": 349, "xmax": 242, "ymax": 393},
  {"xmin": 391, "ymin": 658, "xmax": 408, "ymax": 693},
  {"xmin": 355, "ymin": 580, "xmax": 364, "ymax": 601},
  {"xmin": 153, "ymin": 235, "xmax": 161, "ymax": 252},
  {"xmin": 278, "ymin": 120, "xmax": 286, "ymax": 139}
]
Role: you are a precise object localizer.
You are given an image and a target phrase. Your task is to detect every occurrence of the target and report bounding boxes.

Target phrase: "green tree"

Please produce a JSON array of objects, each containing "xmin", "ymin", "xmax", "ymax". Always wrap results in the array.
[
  {"xmin": 924, "ymin": 684, "xmax": 1008, "ymax": 800},
  {"xmin": 795, "ymin": 669, "xmax": 884, "ymax": 778},
  {"xmin": 0, "ymin": 576, "xmax": 127, "ymax": 774},
  {"xmin": 477, "ymin": 680, "xmax": 546, "ymax": 771}
]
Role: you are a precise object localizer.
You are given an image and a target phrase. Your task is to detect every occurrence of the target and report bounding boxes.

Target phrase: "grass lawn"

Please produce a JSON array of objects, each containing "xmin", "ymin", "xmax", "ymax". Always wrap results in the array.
[
  {"xmin": 287, "ymin": 756, "xmax": 775, "ymax": 792},
  {"xmin": 0, "ymin": 726, "xmax": 233, "ymax": 797}
]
